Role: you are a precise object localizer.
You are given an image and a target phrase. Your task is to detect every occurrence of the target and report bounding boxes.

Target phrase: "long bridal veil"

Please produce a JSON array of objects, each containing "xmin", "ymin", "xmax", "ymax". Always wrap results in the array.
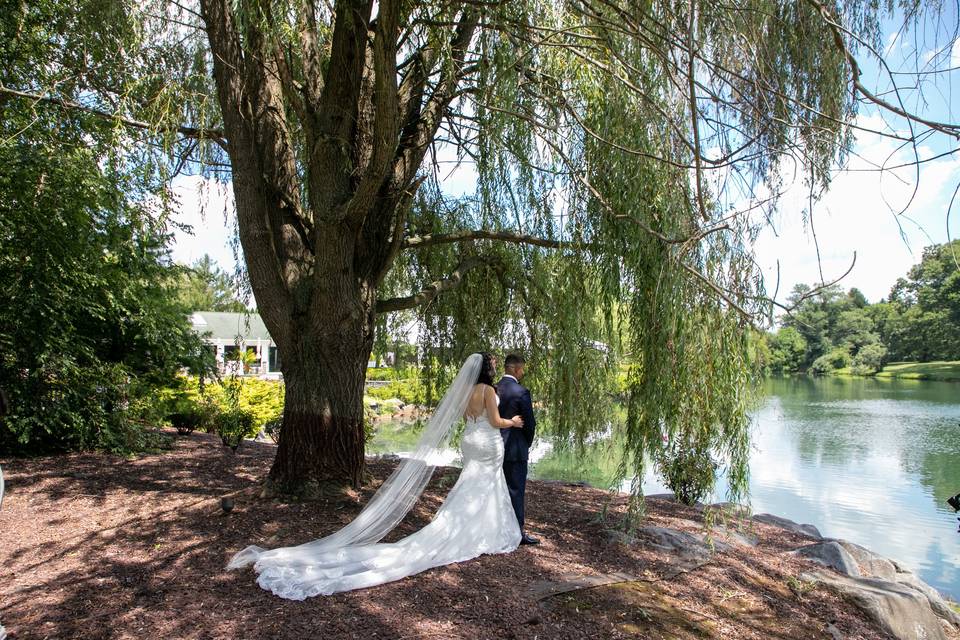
[{"xmin": 227, "ymin": 353, "xmax": 483, "ymax": 570}]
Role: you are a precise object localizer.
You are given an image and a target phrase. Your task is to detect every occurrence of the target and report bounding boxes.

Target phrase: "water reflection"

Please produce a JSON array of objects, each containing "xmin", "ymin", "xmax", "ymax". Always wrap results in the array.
[{"xmin": 368, "ymin": 376, "xmax": 960, "ymax": 598}]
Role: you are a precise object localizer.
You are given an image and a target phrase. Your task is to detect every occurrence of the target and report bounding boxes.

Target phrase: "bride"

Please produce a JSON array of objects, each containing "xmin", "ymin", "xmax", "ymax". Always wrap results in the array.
[{"xmin": 227, "ymin": 352, "xmax": 525, "ymax": 599}]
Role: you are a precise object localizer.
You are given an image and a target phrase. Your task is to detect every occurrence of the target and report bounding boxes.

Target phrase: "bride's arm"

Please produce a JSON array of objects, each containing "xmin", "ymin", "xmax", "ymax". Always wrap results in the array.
[{"xmin": 485, "ymin": 386, "xmax": 523, "ymax": 429}]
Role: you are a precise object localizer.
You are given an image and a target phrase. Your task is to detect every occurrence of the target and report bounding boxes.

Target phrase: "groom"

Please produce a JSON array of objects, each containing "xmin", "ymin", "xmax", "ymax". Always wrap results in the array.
[{"xmin": 497, "ymin": 354, "xmax": 539, "ymax": 545}]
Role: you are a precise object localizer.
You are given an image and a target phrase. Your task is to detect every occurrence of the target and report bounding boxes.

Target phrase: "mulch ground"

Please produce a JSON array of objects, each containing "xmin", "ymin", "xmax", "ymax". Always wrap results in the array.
[{"xmin": 0, "ymin": 431, "xmax": 909, "ymax": 639}]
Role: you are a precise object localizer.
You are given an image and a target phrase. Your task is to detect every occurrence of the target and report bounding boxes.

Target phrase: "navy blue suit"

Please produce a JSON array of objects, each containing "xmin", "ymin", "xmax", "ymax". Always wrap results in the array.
[{"xmin": 497, "ymin": 376, "xmax": 536, "ymax": 531}]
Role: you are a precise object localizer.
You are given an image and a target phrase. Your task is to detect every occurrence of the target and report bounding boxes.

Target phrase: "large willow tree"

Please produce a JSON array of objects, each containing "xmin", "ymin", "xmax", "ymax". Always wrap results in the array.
[{"xmin": 5, "ymin": 0, "xmax": 958, "ymax": 497}]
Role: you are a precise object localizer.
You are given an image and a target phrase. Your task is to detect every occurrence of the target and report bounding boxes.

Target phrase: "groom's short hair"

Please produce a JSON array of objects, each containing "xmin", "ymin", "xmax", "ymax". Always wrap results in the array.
[{"xmin": 504, "ymin": 353, "xmax": 525, "ymax": 368}]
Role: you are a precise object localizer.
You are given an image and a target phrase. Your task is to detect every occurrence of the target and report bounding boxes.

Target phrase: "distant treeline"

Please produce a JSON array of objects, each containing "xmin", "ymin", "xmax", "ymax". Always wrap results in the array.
[{"xmin": 759, "ymin": 240, "xmax": 960, "ymax": 375}]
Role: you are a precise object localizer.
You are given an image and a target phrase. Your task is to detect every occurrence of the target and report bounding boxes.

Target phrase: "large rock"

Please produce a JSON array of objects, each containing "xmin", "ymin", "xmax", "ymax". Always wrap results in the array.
[
  {"xmin": 834, "ymin": 540, "xmax": 897, "ymax": 581},
  {"xmin": 791, "ymin": 537, "xmax": 960, "ymax": 634},
  {"xmin": 804, "ymin": 570, "xmax": 949, "ymax": 640},
  {"xmin": 752, "ymin": 513, "xmax": 822, "ymax": 539},
  {"xmin": 638, "ymin": 526, "xmax": 730, "ymax": 562},
  {"xmin": 791, "ymin": 541, "xmax": 861, "ymax": 577},
  {"xmin": 829, "ymin": 539, "xmax": 960, "ymax": 628}
]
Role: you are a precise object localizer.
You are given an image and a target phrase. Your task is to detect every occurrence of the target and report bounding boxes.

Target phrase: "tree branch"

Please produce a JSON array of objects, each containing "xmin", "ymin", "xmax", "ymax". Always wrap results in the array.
[
  {"xmin": 375, "ymin": 255, "xmax": 490, "ymax": 313},
  {"xmin": 804, "ymin": 0, "xmax": 960, "ymax": 140},
  {"xmin": 392, "ymin": 8, "xmax": 479, "ymax": 188},
  {"xmin": 402, "ymin": 229, "xmax": 565, "ymax": 250},
  {"xmin": 0, "ymin": 84, "xmax": 228, "ymax": 151}
]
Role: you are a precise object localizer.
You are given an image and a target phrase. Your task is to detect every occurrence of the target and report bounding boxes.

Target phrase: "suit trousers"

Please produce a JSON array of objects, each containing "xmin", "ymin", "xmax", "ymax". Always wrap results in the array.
[{"xmin": 502, "ymin": 460, "xmax": 528, "ymax": 531}]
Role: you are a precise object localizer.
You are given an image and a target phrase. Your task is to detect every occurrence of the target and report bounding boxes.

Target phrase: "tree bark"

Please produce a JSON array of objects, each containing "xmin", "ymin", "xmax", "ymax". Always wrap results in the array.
[
  {"xmin": 198, "ymin": 0, "xmax": 480, "ymax": 495},
  {"xmin": 266, "ymin": 302, "xmax": 374, "ymax": 495}
]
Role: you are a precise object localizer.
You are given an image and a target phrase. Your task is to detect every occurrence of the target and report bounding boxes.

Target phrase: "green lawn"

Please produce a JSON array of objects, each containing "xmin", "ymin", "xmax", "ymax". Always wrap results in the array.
[{"xmin": 874, "ymin": 361, "xmax": 960, "ymax": 382}]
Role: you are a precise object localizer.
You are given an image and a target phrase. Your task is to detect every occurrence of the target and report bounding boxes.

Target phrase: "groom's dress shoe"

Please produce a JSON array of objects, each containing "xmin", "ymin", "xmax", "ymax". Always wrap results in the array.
[{"xmin": 520, "ymin": 534, "xmax": 540, "ymax": 545}]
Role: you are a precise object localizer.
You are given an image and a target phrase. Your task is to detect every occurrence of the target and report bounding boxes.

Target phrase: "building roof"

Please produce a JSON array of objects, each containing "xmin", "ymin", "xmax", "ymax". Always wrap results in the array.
[{"xmin": 191, "ymin": 312, "xmax": 273, "ymax": 342}]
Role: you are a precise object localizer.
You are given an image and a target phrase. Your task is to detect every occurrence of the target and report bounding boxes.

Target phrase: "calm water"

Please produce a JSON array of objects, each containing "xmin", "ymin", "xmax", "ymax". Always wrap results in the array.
[{"xmin": 369, "ymin": 376, "xmax": 960, "ymax": 598}]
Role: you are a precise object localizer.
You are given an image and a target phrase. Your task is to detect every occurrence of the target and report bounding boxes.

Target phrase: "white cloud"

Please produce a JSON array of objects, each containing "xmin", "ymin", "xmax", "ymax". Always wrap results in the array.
[
  {"xmin": 753, "ymin": 114, "xmax": 960, "ymax": 304},
  {"xmin": 169, "ymin": 175, "xmax": 238, "ymax": 271}
]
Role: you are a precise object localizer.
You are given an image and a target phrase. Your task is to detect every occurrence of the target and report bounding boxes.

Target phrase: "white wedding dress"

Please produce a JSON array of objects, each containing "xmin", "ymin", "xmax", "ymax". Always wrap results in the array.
[{"xmin": 228, "ymin": 355, "xmax": 522, "ymax": 600}]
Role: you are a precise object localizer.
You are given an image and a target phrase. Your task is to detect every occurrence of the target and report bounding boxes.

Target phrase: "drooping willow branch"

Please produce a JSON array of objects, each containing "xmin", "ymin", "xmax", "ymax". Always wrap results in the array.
[
  {"xmin": 803, "ymin": 0, "xmax": 960, "ymax": 140},
  {"xmin": 375, "ymin": 255, "xmax": 496, "ymax": 313},
  {"xmin": 0, "ymin": 84, "xmax": 229, "ymax": 150}
]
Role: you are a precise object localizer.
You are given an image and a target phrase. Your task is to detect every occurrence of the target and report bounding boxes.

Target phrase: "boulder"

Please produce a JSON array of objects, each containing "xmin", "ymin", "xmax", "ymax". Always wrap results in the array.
[
  {"xmin": 792, "ymin": 537, "xmax": 960, "ymax": 634},
  {"xmin": 804, "ymin": 570, "xmax": 948, "ymax": 640},
  {"xmin": 828, "ymin": 539, "xmax": 960, "ymax": 628},
  {"xmin": 890, "ymin": 565, "xmax": 960, "ymax": 628},
  {"xmin": 834, "ymin": 539, "xmax": 897, "ymax": 581},
  {"xmin": 791, "ymin": 541, "xmax": 861, "ymax": 577},
  {"xmin": 752, "ymin": 513, "xmax": 823, "ymax": 539},
  {"xmin": 638, "ymin": 526, "xmax": 731, "ymax": 563},
  {"xmin": 645, "ymin": 492, "xmax": 678, "ymax": 502}
]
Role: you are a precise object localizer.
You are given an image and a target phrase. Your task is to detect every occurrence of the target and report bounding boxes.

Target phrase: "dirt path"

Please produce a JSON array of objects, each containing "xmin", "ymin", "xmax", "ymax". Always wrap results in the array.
[{"xmin": 0, "ymin": 432, "xmax": 894, "ymax": 639}]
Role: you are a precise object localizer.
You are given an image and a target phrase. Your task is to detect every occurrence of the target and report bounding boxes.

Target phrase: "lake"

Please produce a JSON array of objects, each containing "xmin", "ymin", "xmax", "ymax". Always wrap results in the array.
[{"xmin": 369, "ymin": 375, "xmax": 960, "ymax": 598}]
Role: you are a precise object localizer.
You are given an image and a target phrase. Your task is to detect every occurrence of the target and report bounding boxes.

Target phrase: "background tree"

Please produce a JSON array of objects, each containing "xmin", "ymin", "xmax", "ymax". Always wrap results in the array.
[
  {"xmin": 4, "ymin": 0, "xmax": 959, "ymax": 500},
  {"xmin": 0, "ymin": 0, "xmax": 212, "ymax": 454},
  {"xmin": 885, "ymin": 241, "xmax": 960, "ymax": 362},
  {"xmin": 175, "ymin": 254, "xmax": 248, "ymax": 312},
  {"xmin": 768, "ymin": 327, "xmax": 808, "ymax": 374}
]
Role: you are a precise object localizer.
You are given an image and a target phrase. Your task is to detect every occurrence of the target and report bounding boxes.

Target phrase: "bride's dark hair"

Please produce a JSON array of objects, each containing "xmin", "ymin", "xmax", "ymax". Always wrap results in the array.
[{"xmin": 476, "ymin": 352, "xmax": 497, "ymax": 386}]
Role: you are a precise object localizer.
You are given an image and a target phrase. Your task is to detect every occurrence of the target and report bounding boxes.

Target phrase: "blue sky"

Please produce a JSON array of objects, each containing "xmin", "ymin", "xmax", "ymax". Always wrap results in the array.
[{"xmin": 171, "ymin": 10, "xmax": 960, "ymax": 305}]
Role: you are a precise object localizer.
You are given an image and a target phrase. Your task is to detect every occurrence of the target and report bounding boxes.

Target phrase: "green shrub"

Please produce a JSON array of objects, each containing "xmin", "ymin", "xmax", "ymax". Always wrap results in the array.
[
  {"xmin": 263, "ymin": 415, "xmax": 282, "ymax": 443},
  {"xmin": 810, "ymin": 347, "xmax": 851, "ymax": 375},
  {"xmin": 163, "ymin": 375, "xmax": 284, "ymax": 431},
  {"xmin": 654, "ymin": 439, "xmax": 719, "ymax": 506},
  {"xmin": 851, "ymin": 343, "xmax": 887, "ymax": 375},
  {"xmin": 365, "ymin": 377, "xmax": 425, "ymax": 405},
  {"xmin": 168, "ymin": 410, "xmax": 202, "ymax": 435},
  {"xmin": 215, "ymin": 407, "xmax": 257, "ymax": 451}
]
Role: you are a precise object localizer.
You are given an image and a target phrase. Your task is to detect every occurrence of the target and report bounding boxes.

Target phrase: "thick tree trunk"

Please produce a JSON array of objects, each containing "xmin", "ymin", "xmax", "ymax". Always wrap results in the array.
[
  {"xmin": 264, "ymin": 290, "xmax": 375, "ymax": 497},
  {"xmin": 200, "ymin": 0, "xmax": 476, "ymax": 497}
]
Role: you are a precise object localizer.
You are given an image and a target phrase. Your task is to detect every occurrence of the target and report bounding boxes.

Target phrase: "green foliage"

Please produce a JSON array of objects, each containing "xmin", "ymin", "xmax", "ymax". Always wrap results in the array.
[
  {"xmin": 655, "ymin": 436, "xmax": 719, "ymax": 506},
  {"xmin": 168, "ymin": 376, "xmax": 285, "ymax": 432},
  {"xmin": 768, "ymin": 327, "xmax": 808, "ymax": 374},
  {"xmin": 0, "ymin": 111, "xmax": 210, "ymax": 455},
  {"xmin": 365, "ymin": 378, "xmax": 426, "ymax": 406},
  {"xmin": 768, "ymin": 241, "xmax": 960, "ymax": 376},
  {"xmin": 850, "ymin": 343, "xmax": 887, "ymax": 375},
  {"xmin": 810, "ymin": 346, "xmax": 851, "ymax": 375},
  {"xmin": 215, "ymin": 406, "xmax": 257, "ymax": 451},
  {"xmin": 174, "ymin": 255, "xmax": 247, "ymax": 312},
  {"xmin": 885, "ymin": 241, "xmax": 960, "ymax": 362}
]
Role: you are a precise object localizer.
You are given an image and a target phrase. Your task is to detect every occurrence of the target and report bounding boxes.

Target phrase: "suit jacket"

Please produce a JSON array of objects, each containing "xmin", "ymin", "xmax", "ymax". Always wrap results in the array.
[{"xmin": 497, "ymin": 376, "xmax": 536, "ymax": 462}]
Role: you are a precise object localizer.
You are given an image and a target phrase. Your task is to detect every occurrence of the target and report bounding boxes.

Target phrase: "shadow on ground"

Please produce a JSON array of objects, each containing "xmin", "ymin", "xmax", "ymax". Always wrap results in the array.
[{"xmin": 0, "ymin": 432, "xmax": 891, "ymax": 639}]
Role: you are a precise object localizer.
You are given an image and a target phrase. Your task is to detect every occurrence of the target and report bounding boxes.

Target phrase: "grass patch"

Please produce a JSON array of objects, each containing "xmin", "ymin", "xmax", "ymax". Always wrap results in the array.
[
  {"xmin": 829, "ymin": 361, "xmax": 960, "ymax": 382},
  {"xmin": 874, "ymin": 361, "xmax": 960, "ymax": 382}
]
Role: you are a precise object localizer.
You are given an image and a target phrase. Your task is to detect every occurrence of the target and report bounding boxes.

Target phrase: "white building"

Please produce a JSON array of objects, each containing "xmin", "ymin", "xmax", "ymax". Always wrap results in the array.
[{"xmin": 190, "ymin": 311, "xmax": 282, "ymax": 379}]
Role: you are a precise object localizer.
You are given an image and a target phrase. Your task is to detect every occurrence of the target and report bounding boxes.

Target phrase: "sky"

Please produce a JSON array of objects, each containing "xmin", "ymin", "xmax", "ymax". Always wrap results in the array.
[{"xmin": 169, "ymin": 13, "xmax": 960, "ymax": 307}]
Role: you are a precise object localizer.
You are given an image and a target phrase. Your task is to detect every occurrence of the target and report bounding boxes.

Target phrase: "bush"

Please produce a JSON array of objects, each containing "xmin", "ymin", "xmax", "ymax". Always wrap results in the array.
[
  {"xmin": 365, "ymin": 377, "xmax": 426, "ymax": 405},
  {"xmin": 655, "ymin": 439, "xmax": 718, "ymax": 506},
  {"xmin": 263, "ymin": 415, "xmax": 282, "ymax": 443},
  {"xmin": 163, "ymin": 376, "xmax": 284, "ymax": 432},
  {"xmin": 215, "ymin": 407, "xmax": 257, "ymax": 451},
  {"xmin": 810, "ymin": 347, "xmax": 851, "ymax": 375},
  {"xmin": 0, "ymin": 139, "xmax": 212, "ymax": 456},
  {"xmin": 168, "ymin": 411, "xmax": 202, "ymax": 435},
  {"xmin": 851, "ymin": 343, "xmax": 887, "ymax": 375}
]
